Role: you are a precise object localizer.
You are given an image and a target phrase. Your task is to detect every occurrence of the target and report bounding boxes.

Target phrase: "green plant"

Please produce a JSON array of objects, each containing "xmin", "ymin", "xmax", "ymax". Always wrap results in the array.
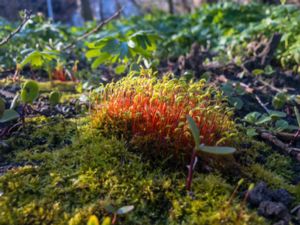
[
  {"xmin": 21, "ymin": 80, "xmax": 40, "ymax": 104},
  {"xmin": 86, "ymin": 31, "xmax": 159, "ymax": 71},
  {"xmin": 49, "ymin": 91, "xmax": 61, "ymax": 106},
  {"xmin": 186, "ymin": 115, "xmax": 236, "ymax": 191},
  {"xmin": 104, "ymin": 204, "xmax": 134, "ymax": 224},
  {"xmin": 0, "ymin": 97, "xmax": 19, "ymax": 124}
]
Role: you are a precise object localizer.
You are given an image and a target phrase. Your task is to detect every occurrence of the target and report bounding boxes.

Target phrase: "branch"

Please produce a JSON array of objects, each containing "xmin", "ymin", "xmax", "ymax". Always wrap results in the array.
[
  {"xmin": 0, "ymin": 10, "xmax": 31, "ymax": 47},
  {"xmin": 62, "ymin": 8, "xmax": 123, "ymax": 50},
  {"xmin": 258, "ymin": 129, "xmax": 300, "ymax": 161}
]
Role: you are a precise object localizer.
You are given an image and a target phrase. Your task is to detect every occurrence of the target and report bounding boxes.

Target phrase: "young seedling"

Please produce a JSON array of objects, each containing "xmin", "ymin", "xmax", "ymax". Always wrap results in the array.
[
  {"xmin": 104, "ymin": 204, "xmax": 134, "ymax": 225},
  {"xmin": 49, "ymin": 91, "xmax": 61, "ymax": 106},
  {"xmin": 186, "ymin": 115, "xmax": 236, "ymax": 191},
  {"xmin": 0, "ymin": 97, "xmax": 19, "ymax": 124},
  {"xmin": 20, "ymin": 80, "xmax": 39, "ymax": 125}
]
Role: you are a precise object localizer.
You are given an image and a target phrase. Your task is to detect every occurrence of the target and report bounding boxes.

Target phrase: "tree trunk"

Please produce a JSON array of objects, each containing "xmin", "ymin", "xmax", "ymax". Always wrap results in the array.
[
  {"xmin": 80, "ymin": 0, "xmax": 93, "ymax": 21},
  {"xmin": 99, "ymin": 0, "xmax": 104, "ymax": 21},
  {"xmin": 181, "ymin": 0, "xmax": 191, "ymax": 13},
  {"xmin": 168, "ymin": 0, "xmax": 174, "ymax": 14}
]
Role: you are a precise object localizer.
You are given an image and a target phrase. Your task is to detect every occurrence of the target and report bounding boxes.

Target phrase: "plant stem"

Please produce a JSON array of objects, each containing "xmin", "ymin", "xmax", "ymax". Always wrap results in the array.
[{"xmin": 186, "ymin": 148, "xmax": 197, "ymax": 191}]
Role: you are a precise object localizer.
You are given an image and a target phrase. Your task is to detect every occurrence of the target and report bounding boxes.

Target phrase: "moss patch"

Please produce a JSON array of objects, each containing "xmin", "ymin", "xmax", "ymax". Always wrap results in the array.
[{"xmin": 0, "ymin": 121, "xmax": 266, "ymax": 225}]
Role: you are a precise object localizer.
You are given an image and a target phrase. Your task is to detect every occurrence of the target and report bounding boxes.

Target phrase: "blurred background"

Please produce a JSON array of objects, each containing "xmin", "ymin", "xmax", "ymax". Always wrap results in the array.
[{"xmin": 1, "ymin": 0, "xmax": 298, "ymax": 24}]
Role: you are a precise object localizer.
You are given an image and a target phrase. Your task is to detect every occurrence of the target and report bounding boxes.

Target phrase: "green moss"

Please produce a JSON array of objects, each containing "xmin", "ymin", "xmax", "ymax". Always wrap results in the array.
[{"xmin": 0, "ymin": 125, "xmax": 265, "ymax": 225}]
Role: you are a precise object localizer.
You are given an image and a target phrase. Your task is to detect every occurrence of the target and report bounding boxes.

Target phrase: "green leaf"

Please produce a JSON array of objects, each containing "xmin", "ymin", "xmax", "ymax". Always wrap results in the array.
[
  {"xmin": 119, "ymin": 42, "xmax": 130, "ymax": 59},
  {"xmin": 268, "ymin": 110, "xmax": 286, "ymax": 119},
  {"xmin": 102, "ymin": 39, "xmax": 120, "ymax": 55},
  {"xmin": 244, "ymin": 112, "xmax": 261, "ymax": 124},
  {"xmin": 116, "ymin": 205, "xmax": 134, "ymax": 215},
  {"xmin": 274, "ymin": 119, "xmax": 289, "ymax": 131},
  {"xmin": 199, "ymin": 146, "xmax": 236, "ymax": 155},
  {"xmin": 272, "ymin": 93, "xmax": 287, "ymax": 110},
  {"xmin": 49, "ymin": 91, "xmax": 61, "ymax": 106},
  {"xmin": 86, "ymin": 49, "xmax": 101, "ymax": 58},
  {"xmin": 0, "ymin": 109, "xmax": 19, "ymax": 123},
  {"xmin": 255, "ymin": 115, "xmax": 272, "ymax": 125},
  {"xmin": 115, "ymin": 64, "xmax": 127, "ymax": 75},
  {"xmin": 186, "ymin": 115, "xmax": 200, "ymax": 147},
  {"xmin": 92, "ymin": 53, "xmax": 111, "ymax": 69},
  {"xmin": 246, "ymin": 128, "xmax": 258, "ymax": 137},
  {"xmin": 252, "ymin": 69, "xmax": 264, "ymax": 76},
  {"xmin": 21, "ymin": 80, "xmax": 39, "ymax": 104},
  {"xmin": 228, "ymin": 96, "xmax": 244, "ymax": 110}
]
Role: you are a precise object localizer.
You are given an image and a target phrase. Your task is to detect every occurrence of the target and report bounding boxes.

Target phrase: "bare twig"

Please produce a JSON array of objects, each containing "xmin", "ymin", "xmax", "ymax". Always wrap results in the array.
[
  {"xmin": 257, "ymin": 78, "xmax": 286, "ymax": 93},
  {"xmin": 259, "ymin": 130, "xmax": 300, "ymax": 161},
  {"xmin": 255, "ymin": 95, "xmax": 270, "ymax": 114},
  {"xmin": 0, "ymin": 10, "xmax": 31, "ymax": 47},
  {"xmin": 62, "ymin": 8, "xmax": 123, "ymax": 50}
]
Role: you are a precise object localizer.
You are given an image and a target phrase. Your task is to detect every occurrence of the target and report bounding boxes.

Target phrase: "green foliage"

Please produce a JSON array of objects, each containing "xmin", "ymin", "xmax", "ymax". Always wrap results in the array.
[
  {"xmin": 21, "ymin": 80, "xmax": 39, "ymax": 104},
  {"xmin": 86, "ymin": 30, "xmax": 159, "ymax": 69},
  {"xmin": 272, "ymin": 92, "xmax": 287, "ymax": 110},
  {"xmin": 20, "ymin": 50, "xmax": 57, "ymax": 69}
]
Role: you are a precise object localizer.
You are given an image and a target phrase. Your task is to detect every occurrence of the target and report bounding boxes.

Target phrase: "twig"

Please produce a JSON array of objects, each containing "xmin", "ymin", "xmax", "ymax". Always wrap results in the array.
[
  {"xmin": 255, "ymin": 95, "xmax": 270, "ymax": 114},
  {"xmin": 62, "ymin": 8, "xmax": 123, "ymax": 50},
  {"xmin": 258, "ymin": 130, "xmax": 300, "ymax": 161},
  {"xmin": 257, "ymin": 78, "xmax": 286, "ymax": 93},
  {"xmin": 0, "ymin": 10, "xmax": 31, "ymax": 47}
]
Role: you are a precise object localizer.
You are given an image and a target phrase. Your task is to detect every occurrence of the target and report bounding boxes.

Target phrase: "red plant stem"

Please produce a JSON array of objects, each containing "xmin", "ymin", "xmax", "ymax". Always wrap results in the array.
[
  {"xmin": 186, "ymin": 148, "xmax": 197, "ymax": 191},
  {"xmin": 112, "ymin": 213, "xmax": 117, "ymax": 225}
]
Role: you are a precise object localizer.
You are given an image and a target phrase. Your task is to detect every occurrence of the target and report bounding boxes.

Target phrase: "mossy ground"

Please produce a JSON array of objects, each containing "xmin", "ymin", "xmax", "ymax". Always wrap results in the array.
[{"xmin": 0, "ymin": 115, "xmax": 299, "ymax": 225}]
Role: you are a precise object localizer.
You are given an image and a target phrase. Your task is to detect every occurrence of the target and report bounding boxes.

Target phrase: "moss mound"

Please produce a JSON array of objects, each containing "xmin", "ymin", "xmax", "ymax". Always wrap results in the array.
[
  {"xmin": 92, "ymin": 71, "xmax": 236, "ymax": 160},
  {"xmin": 0, "ymin": 120, "xmax": 265, "ymax": 225}
]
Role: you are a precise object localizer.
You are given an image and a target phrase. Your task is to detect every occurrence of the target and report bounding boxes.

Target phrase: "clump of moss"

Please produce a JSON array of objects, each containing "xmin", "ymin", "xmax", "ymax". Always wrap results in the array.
[
  {"xmin": 92, "ymin": 70, "xmax": 237, "ymax": 159},
  {"xmin": 0, "ymin": 125, "xmax": 265, "ymax": 225}
]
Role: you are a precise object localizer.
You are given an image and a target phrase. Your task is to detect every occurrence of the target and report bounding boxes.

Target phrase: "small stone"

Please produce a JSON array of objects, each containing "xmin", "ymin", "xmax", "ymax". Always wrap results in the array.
[
  {"xmin": 258, "ymin": 201, "xmax": 291, "ymax": 222},
  {"xmin": 271, "ymin": 189, "xmax": 293, "ymax": 207},
  {"xmin": 272, "ymin": 220, "xmax": 288, "ymax": 225},
  {"xmin": 247, "ymin": 182, "xmax": 272, "ymax": 206}
]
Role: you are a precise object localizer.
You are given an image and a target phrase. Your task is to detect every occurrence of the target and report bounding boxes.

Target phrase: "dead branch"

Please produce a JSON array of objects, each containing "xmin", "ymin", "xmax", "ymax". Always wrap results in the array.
[
  {"xmin": 255, "ymin": 95, "xmax": 270, "ymax": 114},
  {"xmin": 0, "ymin": 10, "xmax": 31, "ymax": 47},
  {"xmin": 62, "ymin": 8, "xmax": 123, "ymax": 50},
  {"xmin": 258, "ymin": 130, "xmax": 300, "ymax": 161}
]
